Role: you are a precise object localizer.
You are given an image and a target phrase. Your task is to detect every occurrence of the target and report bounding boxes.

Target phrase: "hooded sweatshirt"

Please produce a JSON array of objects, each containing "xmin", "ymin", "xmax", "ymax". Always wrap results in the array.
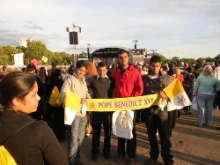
[{"xmin": 60, "ymin": 73, "xmax": 90, "ymax": 117}]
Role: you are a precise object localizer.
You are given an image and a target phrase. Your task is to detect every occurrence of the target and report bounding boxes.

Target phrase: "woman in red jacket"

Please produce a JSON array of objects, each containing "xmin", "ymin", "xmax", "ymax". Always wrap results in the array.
[{"xmin": 175, "ymin": 67, "xmax": 184, "ymax": 83}]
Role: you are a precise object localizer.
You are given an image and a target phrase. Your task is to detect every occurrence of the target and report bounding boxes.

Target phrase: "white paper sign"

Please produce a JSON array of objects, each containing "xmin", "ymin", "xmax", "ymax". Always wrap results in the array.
[
  {"xmin": 64, "ymin": 107, "xmax": 76, "ymax": 125},
  {"xmin": 112, "ymin": 110, "xmax": 134, "ymax": 139}
]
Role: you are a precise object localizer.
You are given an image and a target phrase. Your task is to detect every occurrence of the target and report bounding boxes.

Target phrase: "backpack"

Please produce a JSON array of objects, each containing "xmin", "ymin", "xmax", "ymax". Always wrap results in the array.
[
  {"xmin": 0, "ymin": 121, "xmax": 35, "ymax": 165},
  {"xmin": 49, "ymin": 86, "xmax": 62, "ymax": 107},
  {"xmin": 183, "ymin": 74, "xmax": 194, "ymax": 93}
]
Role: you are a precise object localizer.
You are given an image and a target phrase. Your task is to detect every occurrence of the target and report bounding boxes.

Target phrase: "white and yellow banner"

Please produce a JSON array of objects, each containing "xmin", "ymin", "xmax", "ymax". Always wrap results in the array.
[
  {"xmin": 64, "ymin": 78, "xmax": 191, "ymax": 124},
  {"xmin": 86, "ymin": 94, "xmax": 160, "ymax": 111},
  {"xmin": 64, "ymin": 92, "xmax": 81, "ymax": 125}
]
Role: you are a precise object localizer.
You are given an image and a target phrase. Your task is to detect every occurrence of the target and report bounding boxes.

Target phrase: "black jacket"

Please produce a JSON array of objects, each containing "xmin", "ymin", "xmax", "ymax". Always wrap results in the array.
[{"xmin": 0, "ymin": 110, "xmax": 68, "ymax": 165}]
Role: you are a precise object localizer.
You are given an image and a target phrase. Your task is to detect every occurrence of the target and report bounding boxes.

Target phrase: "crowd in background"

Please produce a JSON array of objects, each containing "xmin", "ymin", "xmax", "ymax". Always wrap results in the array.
[
  {"xmin": 1, "ymin": 60, "xmax": 220, "ymax": 132},
  {"xmin": 0, "ymin": 57, "xmax": 220, "ymax": 165}
]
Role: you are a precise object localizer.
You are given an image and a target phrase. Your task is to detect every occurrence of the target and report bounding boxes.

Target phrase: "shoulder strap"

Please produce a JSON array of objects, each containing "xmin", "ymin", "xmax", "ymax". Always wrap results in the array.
[{"xmin": 4, "ymin": 120, "xmax": 36, "ymax": 145}]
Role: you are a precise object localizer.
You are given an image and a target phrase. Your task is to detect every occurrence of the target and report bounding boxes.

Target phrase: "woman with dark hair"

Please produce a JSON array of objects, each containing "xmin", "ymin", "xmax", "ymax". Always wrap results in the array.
[
  {"xmin": 167, "ymin": 69, "xmax": 178, "ymax": 147},
  {"xmin": 38, "ymin": 67, "xmax": 47, "ymax": 84},
  {"xmin": 183, "ymin": 67, "xmax": 195, "ymax": 114},
  {"xmin": 68, "ymin": 65, "xmax": 75, "ymax": 75},
  {"xmin": 37, "ymin": 67, "xmax": 48, "ymax": 119},
  {"xmin": 85, "ymin": 62, "xmax": 98, "ymax": 137},
  {"xmin": 0, "ymin": 72, "xmax": 68, "ymax": 165},
  {"xmin": 48, "ymin": 68, "xmax": 65, "ymax": 142},
  {"xmin": 27, "ymin": 63, "xmax": 45, "ymax": 120}
]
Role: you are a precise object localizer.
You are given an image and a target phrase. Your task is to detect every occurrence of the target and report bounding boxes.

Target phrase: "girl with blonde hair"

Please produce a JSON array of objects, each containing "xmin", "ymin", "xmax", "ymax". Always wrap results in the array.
[
  {"xmin": 86, "ymin": 62, "xmax": 98, "ymax": 77},
  {"xmin": 194, "ymin": 64, "xmax": 218, "ymax": 127},
  {"xmin": 85, "ymin": 62, "xmax": 98, "ymax": 137},
  {"xmin": 175, "ymin": 67, "xmax": 184, "ymax": 83}
]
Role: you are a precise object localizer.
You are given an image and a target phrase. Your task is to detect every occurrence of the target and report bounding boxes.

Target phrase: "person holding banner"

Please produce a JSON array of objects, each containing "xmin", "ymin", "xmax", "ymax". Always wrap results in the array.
[
  {"xmin": 142, "ymin": 55, "xmax": 173, "ymax": 165},
  {"xmin": 109, "ymin": 50, "xmax": 143, "ymax": 165},
  {"xmin": 60, "ymin": 61, "xmax": 91, "ymax": 165},
  {"xmin": 87, "ymin": 62, "xmax": 112, "ymax": 161}
]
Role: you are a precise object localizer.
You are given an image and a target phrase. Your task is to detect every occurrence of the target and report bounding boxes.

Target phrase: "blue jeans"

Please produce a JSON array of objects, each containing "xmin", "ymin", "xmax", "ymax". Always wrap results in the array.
[
  {"xmin": 68, "ymin": 116, "xmax": 87, "ymax": 165},
  {"xmin": 196, "ymin": 93, "xmax": 214, "ymax": 126}
]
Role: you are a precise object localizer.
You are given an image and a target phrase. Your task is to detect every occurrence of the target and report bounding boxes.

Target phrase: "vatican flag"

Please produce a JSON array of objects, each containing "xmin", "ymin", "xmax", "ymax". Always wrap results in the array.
[
  {"xmin": 163, "ymin": 78, "xmax": 191, "ymax": 111},
  {"xmin": 64, "ymin": 91, "xmax": 81, "ymax": 125}
]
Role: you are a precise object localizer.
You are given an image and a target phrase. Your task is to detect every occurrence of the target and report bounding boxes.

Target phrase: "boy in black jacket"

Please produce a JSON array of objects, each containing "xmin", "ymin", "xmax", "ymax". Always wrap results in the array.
[
  {"xmin": 142, "ymin": 55, "xmax": 173, "ymax": 165},
  {"xmin": 87, "ymin": 62, "xmax": 112, "ymax": 161}
]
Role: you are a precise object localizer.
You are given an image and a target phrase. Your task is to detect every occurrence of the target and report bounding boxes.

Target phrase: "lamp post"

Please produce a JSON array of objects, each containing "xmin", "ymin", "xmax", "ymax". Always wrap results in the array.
[
  {"xmin": 86, "ymin": 43, "xmax": 90, "ymax": 60},
  {"xmin": 132, "ymin": 40, "xmax": 138, "ymax": 49},
  {"xmin": 66, "ymin": 23, "xmax": 81, "ymax": 65}
]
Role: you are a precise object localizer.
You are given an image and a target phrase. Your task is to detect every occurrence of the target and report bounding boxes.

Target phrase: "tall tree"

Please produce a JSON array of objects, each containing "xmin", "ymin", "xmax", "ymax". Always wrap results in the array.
[
  {"xmin": 196, "ymin": 58, "xmax": 206, "ymax": 67},
  {"xmin": 0, "ymin": 46, "xmax": 22, "ymax": 65},
  {"xmin": 24, "ymin": 41, "xmax": 48, "ymax": 64},
  {"xmin": 205, "ymin": 57, "xmax": 214, "ymax": 62}
]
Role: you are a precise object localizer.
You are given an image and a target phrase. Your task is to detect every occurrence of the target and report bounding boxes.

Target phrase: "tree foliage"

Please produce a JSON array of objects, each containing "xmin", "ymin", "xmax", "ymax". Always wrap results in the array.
[
  {"xmin": 24, "ymin": 41, "xmax": 48, "ymax": 64},
  {"xmin": 0, "ymin": 40, "xmax": 73, "ymax": 65},
  {"xmin": 0, "ymin": 45, "xmax": 22, "ymax": 65},
  {"xmin": 0, "ymin": 40, "xmax": 219, "ymax": 66}
]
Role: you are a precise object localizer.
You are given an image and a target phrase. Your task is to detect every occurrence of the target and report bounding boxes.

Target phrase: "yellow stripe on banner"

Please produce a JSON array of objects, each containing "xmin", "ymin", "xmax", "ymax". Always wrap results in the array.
[
  {"xmin": 65, "ymin": 91, "xmax": 160, "ymax": 112},
  {"xmin": 86, "ymin": 95, "xmax": 159, "ymax": 111}
]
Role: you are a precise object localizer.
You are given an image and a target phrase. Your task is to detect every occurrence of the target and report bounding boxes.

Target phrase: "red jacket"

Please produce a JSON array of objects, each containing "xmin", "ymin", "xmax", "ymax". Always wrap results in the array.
[
  {"xmin": 177, "ymin": 74, "xmax": 184, "ymax": 84},
  {"xmin": 112, "ymin": 64, "xmax": 143, "ymax": 98}
]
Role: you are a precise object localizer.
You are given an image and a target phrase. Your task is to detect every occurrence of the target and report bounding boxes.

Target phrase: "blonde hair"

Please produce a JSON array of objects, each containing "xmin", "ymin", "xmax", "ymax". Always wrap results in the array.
[
  {"xmin": 86, "ymin": 62, "xmax": 97, "ymax": 76},
  {"xmin": 175, "ymin": 67, "xmax": 181, "ymax": 75},
  {"xmin": 203, "ymin": 65, "xmax": 213, "ymax": 76}
]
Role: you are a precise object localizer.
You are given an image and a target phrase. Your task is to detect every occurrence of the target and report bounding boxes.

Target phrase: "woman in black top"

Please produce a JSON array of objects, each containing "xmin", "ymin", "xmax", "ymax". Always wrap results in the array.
[{"xmin": 0, "ymin": 71, "xmax": 68, "ymax": 165}]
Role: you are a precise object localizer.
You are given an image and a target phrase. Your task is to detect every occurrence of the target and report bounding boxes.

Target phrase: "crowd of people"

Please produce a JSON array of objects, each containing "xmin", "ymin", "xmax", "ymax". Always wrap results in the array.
[{"xmin": 0, "ymin": 53, "xmax": 220, "ymax": 165}]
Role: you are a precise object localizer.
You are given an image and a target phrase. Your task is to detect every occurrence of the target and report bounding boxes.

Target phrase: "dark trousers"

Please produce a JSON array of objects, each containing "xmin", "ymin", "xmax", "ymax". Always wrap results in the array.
[
  {"xmin": 117, "ymin": 111, "xmax": 137, "ymax": 158},
  {"xmin": 92, "ymin": 112, "xmax": 112, "ymax": 154},
  {"xmin": 213, "ymin": 89, "xmax": 220, "ymax": 107},
  {"xmin": 51, "ymin": 106, "xmax": 65, "ymax": 141},
  {"xmin": 168, "ymin": 110, "xmax": 178, "ymax": 137},
  {"xmin": 145, "ymin": 109, "xmax": 173, "ymax": 164},
  {"xmin": 136, "ymin": 109, "xmax": 145, "ymax": 123},
  {"xmin": 184, "ymin": 92, "xmax": 193, "ymax": 113}
]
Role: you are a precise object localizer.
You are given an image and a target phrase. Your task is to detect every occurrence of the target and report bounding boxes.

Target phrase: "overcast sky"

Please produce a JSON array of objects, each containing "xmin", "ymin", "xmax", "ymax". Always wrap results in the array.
[{"xmin": 0, "ymin": 0, "xmax": 220, "ymax": 59}]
